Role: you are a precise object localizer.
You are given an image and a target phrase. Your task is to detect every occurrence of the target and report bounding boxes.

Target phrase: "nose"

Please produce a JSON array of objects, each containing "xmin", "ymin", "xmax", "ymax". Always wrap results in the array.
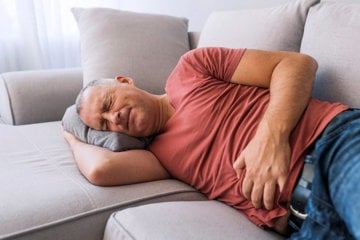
[{"xmin": 102, "ymin": 111, "xmax": 119, "ymax": 125}]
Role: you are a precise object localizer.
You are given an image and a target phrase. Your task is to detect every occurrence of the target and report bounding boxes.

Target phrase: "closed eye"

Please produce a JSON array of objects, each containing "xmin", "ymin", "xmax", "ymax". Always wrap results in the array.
[
  {"xmin": 99, "ymin": 118, "xmax": 110, "ymax": 131},
  {"xmin": 102, "ymin": 93, "xmax": 112, "ymax": 112},
  {"xmin": 99, "ymin": 92, "xmax": 113, "ymax": 130}
]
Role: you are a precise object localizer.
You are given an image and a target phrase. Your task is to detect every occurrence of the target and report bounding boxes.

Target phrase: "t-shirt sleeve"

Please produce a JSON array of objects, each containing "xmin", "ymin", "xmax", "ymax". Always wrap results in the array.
[
  {"xmin": 182, "ymin": 47, "xmax": 245, "ymax": 82},
  {"xmin": 165, "ymin": 47, "xmax": 245, "ymax": 107}
]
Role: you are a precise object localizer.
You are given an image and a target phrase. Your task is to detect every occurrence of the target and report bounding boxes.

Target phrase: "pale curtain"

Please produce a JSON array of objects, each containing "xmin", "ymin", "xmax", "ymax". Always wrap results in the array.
[{"xmin": 0, "ymin": 0, "xmax": 121, "ymax": 73}]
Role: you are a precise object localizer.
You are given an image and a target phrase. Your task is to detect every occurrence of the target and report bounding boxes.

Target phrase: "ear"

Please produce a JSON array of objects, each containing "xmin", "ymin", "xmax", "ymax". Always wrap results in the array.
[{"xmin": 115, "ymin": 75, "xmax": 134, "ymax": 86}]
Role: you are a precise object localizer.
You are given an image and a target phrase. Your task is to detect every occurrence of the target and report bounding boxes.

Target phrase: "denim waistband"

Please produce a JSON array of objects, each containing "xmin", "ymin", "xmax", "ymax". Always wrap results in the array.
[{"xmin": 317, "ymin": 108, "xmax": 360, "ymax": 144}]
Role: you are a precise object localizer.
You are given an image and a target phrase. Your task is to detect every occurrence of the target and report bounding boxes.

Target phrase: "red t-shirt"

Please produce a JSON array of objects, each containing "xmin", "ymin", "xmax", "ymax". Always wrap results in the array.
[{"xmin": 148, "ymin": 47, "xmax": 348, "ymax": 228}]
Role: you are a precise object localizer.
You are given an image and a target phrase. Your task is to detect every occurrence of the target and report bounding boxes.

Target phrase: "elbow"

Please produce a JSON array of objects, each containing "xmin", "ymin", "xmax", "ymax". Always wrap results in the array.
[
  {"xmin": 293, "ymin": 53, "xmax": 318, "ymax": 88},
  {"xmin": 300, "ymin": 53, "xmax": 318, "ymax": 72},
  {"xmin": 297, "ymin": 53, "xmax": 318, "ymax": 78},
  {"xmin": 85, "ymin": 160, "xmax": 112, "ymax": 186},
  {"xmin": 306, "ymin": 54, "xmax": 318, "ymax": 89}
]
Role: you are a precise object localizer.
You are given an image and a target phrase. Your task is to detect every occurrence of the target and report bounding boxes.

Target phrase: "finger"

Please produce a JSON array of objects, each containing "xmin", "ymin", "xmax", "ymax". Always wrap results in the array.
[
  {"xmin": 242, "ymin": 176, "xmax": 253, "ymax": 201},
  {"xmin": 250, "ymin": 182, "xmax": 264, "ymax": 209},
  {"xmin": 233, "ymin": 155, "xmax": 246, "ymax": 178},
  {"xmin": 263, "ymin": 181, "xmax": 276, "ymax": 210},
  {"xmin": 277, "ymin": 175, "xmax": 287, "ymax": 193},
  {"xmin": 233, "ymin": 154, "xmax": 246, "ymax": 169}
]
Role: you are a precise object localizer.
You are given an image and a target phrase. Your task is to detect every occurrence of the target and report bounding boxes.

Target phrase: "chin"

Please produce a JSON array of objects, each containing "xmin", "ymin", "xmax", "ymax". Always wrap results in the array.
[{"xmin": 135, "ymin": 129, "xmax": 152, "ymax": 137}]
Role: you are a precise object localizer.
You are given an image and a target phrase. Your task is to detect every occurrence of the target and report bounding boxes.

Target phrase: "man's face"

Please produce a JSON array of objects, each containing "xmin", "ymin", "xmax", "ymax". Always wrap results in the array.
[{"xmin": 79, "ymin": 79, "xmax": 159, "ymax": 137}]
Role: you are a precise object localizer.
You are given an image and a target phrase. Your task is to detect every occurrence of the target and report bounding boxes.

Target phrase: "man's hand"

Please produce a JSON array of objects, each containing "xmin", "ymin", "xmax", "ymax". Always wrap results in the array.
[
  {"xmin": 61, "ymin": 127, "xmax": 78, "ymax": 144},
  {"xmin": 230, "ymin": 49, "xmax": 316, "ymax": 210},
  {"xmin": 61, "ymin": 126, "xmax": 80, "ymax": 146},
  {"xmin": 61, "ymin": 126, "xmax": 169, "ymax": 186},
  {"xmin": 233, "ymin": 125, "xmax": 291, "ymax": 210}
]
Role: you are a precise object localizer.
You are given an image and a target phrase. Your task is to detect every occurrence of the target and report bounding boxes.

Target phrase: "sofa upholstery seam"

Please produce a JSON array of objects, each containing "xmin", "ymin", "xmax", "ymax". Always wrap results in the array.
[{"xmin": 110, "ymin": 213, "xmax": 136, "ymax": 240}]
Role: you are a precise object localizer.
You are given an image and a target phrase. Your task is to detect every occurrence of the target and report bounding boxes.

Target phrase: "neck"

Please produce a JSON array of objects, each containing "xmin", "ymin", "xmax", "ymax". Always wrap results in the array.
[{"xmin": 156, "ymin": 94, "xmax": 174, "ymax": 132}]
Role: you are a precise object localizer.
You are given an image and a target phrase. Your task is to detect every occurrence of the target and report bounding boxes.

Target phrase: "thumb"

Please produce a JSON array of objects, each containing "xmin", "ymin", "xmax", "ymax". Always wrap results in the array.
[{"xmin": 233, "ymin": 155, "xmax": 246, "ymax": 179}]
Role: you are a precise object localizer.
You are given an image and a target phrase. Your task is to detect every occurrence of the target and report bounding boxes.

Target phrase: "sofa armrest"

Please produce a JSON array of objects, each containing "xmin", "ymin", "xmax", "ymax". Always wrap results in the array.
[{"xmin": 0, "ymin": 68, "xmax": 83, "ymax": 125}]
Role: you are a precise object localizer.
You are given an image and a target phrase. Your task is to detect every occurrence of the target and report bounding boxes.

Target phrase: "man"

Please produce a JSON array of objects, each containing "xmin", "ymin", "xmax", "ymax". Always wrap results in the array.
[{"xmin": 63, "ymin": 47, "xmax": 359, "ymax": 239}]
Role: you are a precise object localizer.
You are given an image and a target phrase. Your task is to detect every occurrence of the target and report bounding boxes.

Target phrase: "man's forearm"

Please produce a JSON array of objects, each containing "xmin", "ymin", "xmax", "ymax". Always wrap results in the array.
[
  {"xmin": 232, "ymin": 50, "xmax": 318, "ymax": 210},
  {"xmin": 260, "ymin": 53, "xmax": 318, "ymax": 140},
  {"xmin": 63, "ymin": 129, "xmax": 169, "ymax": 186}
]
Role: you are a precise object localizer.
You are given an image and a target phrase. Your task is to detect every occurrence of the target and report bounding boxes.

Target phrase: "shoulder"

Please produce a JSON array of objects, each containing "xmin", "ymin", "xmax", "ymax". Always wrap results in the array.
[{"xmin": 182, "ymin": 47, "xmax": 245, "ymax": 61}]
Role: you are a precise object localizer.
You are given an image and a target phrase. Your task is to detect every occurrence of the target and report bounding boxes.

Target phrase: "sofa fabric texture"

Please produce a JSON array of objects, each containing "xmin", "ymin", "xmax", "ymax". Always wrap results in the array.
[{"xmin": 72, "ymin": 7, "xmax": 190, "ymax": 94}]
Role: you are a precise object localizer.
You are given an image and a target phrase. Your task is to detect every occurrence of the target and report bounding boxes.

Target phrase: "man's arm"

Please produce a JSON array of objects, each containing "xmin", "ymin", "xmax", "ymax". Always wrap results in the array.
[
  {"xmin": 232, "ymin": 49, "xmax": 318, "ymax": 210},
  {"xmin": 63, "ymin": 129, "xmax": 170, "ymax": 186}
]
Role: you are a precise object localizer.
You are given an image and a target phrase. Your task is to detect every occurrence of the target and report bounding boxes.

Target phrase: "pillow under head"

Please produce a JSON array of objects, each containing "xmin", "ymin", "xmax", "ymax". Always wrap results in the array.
[{"xmin": 62, "ymin": 105, "xmax": 152, "ymax": 152}]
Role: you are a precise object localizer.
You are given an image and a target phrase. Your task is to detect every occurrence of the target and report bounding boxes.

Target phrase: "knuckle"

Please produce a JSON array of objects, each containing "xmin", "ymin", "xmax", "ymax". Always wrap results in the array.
[{"xmin": 246, "ymin": 170, "xmax": 257, "ymax": 179}]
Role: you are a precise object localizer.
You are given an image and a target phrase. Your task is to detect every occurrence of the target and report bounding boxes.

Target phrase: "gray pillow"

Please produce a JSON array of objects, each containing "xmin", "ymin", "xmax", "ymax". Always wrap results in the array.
[
  {"xmin": 62, "ymin": 105, "xmax": 152, "ymax": 152},
  {"xmin": 72, "ymin": 7, "xmax": 190, "ymax": 94}
]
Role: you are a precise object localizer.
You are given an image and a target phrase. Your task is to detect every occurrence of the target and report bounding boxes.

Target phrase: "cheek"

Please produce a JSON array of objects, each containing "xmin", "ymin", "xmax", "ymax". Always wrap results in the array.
[
  {"xmin": 133, "ymin": 109, "xmax": 153, "ymax": 133},
  {"xmin": 134, "ymin": 111, "xmax": 148, "ymax": 128}
]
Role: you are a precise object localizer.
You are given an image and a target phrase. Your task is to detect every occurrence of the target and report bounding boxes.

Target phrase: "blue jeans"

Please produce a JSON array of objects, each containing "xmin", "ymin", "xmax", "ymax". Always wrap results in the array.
[{"xmin": 290, "ymin": 109, "xmax": 360, "ymax": 240}]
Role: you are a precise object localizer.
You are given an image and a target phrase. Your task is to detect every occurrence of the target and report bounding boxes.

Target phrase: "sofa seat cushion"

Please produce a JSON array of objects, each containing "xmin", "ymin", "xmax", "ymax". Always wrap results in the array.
[
  {"xmin": 301, "ymin": 1, "xmax": 360, "ymax": 108},
  {"xmin": 0, "ymin": 122, "xmax": 205, "ymax": 240},
  {"xmin": 103, "ymin": 201, "xmax": 284, "ymax": 240}
]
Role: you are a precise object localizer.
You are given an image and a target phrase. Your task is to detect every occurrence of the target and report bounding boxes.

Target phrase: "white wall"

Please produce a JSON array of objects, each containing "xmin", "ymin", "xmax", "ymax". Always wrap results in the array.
[{"xmin": 118, "ymin": 0, "xmax": 289, "ymax": 31}]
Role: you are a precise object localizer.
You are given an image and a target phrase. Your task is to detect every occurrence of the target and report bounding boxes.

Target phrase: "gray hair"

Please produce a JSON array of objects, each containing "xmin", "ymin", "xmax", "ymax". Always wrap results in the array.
[{"xmin": 75, "ymin": 78, "xmax": 116, "ymax": 114}]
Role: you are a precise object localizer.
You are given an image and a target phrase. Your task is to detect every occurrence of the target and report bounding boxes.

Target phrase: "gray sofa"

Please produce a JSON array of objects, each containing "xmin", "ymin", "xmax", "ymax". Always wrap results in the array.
[{"xmin": 1, "ymin": 0, "xmax": 360, "ymax": 239}]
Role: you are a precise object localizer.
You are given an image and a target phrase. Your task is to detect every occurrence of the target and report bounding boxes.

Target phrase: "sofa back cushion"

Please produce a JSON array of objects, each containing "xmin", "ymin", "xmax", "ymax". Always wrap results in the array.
[
  {"xmin": 72, "ymin": 8, "xmax": 189, "ymax": 94},
  {"xmin": 197, "ymin": 0, "xmax": 319, "ymax": 51},
  {"xmin": 300, "ymin": 2, "xmax": 360, "ymax": 107}
]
